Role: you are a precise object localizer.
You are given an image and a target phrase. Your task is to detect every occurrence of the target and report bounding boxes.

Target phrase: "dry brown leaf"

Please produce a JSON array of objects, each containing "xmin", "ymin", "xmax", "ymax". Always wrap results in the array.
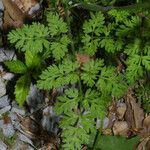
[
  {"xmin": 13, "ymin": 0, "xmax": 38, "ymax": 13},
  {"xmin": 117, "ymin": 104, "xmax": 126, "ymax": 120},
  {"xmin": 113, "ymin": 121, "xmax": 129, "ymax": 137},
  {"xmin": 76, "ymin": 53, "xmax": 91, "ymax": 64},
  {"xmin": 140, "ymin": 115, "xmax": 150, "ymax": 138},
  {"xmin": 137, "ymin": 136, "xmax": 150, "ymax": 150},
  {"xmin": 2, "ymin": 0, "xmax": 25, "ymax": 30},
  {"xmin": 107, "ymin": 104, "xmax": 117, "ymax": 128},
  {"xmin": 125, "ymin": 89, "xmax": 144, "ymax": 129},
  {"xmin": 102, "ymin": 128, "xmax": 112, "ymax": 135},
  {"xmin": 143, "ymin": 115, "xmax": 150, "ymax": 129}
]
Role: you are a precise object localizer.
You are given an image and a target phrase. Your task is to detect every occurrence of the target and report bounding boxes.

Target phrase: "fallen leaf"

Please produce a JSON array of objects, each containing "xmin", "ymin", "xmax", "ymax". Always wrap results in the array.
[
  {"xmin": 113, "ymin": 121, "xmax": 129, "ymax": 137},
  {"xmin": 137, "ymin": 136, "xmax": 150, "ymax": 150},
  {"xmin": 125, "ymin": 89, "xmax": 144, "ymax": 129},
  {"xmin": 143, "ymin": 115, "xmax": 150, "ymax": 129},
  {"xmin": 2, "ymin": 0, "xmax": 25, "ymax": 31},
  {"xmin": 117, "ymin": 103, "xmax": 126, "ymax": 120},
  {"xmin": 13, "ymin": 0, "xmax": 39, "ymax": 13},
  {"xmin": 76, "ymin": 53, "xmax": 91, "ymax": 64}
]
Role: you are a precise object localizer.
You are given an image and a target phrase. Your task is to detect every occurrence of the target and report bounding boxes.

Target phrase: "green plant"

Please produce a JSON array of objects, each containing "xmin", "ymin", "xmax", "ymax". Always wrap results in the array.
[
  {"xmin": 5, "ymin": 0, "xmax": 150, "ymax": 149},
  {"xmin": 4, "ymin": 50, "xmax": 42, "ymax": 106},
  {"xmin": 135, "ymin": 81, "xmax": 150, "ymax": 112},
  {"xmin": 94, "ymin": 135, "xmax": 140, "ymax": 150}
]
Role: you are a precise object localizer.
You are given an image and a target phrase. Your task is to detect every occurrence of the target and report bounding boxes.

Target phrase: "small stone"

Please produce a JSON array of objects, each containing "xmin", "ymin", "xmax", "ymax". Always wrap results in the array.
[
  {"xmin": 11, "ymin": 139, "xmax": 34, "ymax": 150},
  {"xmin": 0, "ymin": 105, "xmax": 11, "ymax": 115},
  {"xmin": 0, "ymin": 95, "xmax": 10, "ymax": 108},
  {"xmin": 0, "ymin": 119, "xmax": 3, "ymax": 128},
  {"xmin": 28, "ymin": 3, "xmax": 40, "ymax": 15},
  {"xmin": 11, "ymin": 107, "xmax": 25, "ymax": 116},
  {"xmin": 0, "ymin": 48, "xmax": 16, "ymax": 62},
  {"xmin": 0, "ymin": 78, "xmax": 6, "ymax": 97},
  {"xmin": 19, "ymin": 133, "xmax": 35, "ymax": 148},
  {"xmin": 2, "ymin": 72, "xmax": 14, "ymax": 80},
  {"xmin": 26, "ymin": 84, "xmax": 43, "ymax": 112},
  {"xmin": 0, "ymin": 0, "xmax": 4, "ymax": 10},
  {"xmin": 0, "ymin": 140, "xmax": 7, "ymax": 150},
  {"xmin": 3, "ymin": 123, "xmax": 15, "ymax": 138}
]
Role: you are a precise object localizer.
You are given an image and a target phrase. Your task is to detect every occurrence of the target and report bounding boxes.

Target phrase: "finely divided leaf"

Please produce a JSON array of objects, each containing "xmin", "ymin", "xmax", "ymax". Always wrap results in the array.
[
  {"xmin": 51, "ymin": 35, "xmax": 70, "ymax": 60},
  {"xmin": 126, "ymin": 55, "xmax": 143, "ymax": 83},
  {"xmin": 81, "ymin": 59, "xmax": 104, "ymax": 87},
  {"xmin": 47, "ymin": 12, "xmax": 68, "ymax": 36},
  {"xmin": 55, "ymin": 88, "xmax": 79, "ymax": 115},
  {"xmin": 97, "ymin": 67, "xmax": 127, "ymax": 97},
  {"xmin": 37, "ymin": 60, "xmax": 80, "ymax": 89},
  {"xmin": 8, "ymin": 23, "xmax": 49, "ymax": 53},
  {"xmin": 142, "ymin": 56, "xmax": 150, "ymax": 70}
]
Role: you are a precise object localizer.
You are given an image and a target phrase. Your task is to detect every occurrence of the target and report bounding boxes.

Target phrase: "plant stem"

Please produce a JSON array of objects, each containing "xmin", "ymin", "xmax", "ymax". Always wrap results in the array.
[{"xmin": 65, "ymin": 8, "xmax": 75, "ymax": 55}]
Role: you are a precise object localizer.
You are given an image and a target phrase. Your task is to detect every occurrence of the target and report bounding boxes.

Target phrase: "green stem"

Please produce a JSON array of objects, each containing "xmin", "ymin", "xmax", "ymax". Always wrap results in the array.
[{"xmin": 65, "ymin": 8, "xmax": 75, "ymax": 55}]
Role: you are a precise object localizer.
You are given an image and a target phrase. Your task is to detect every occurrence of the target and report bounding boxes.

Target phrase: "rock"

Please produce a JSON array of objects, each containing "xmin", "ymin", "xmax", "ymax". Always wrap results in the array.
[
  {"xmin": 0, "ymin": 105, "xmax": 11, "ymax": 115},
  {"xmin": 0, "ymin": 140, "xmax": 7, "ymax": 150},
  {"xmin": 0, "ymin": 48, "xmax": 16, "ymax": 62},
  {"xmin": 96, "ymin": 118, "xmax": 109, "ymax": 129},
  {"xmin": 41, "ymin": 106, "xmax": 60, "ymax": 134},
  {"xmin": 11, "ymin": 106, "xmax": 26, "ymax": 116},
  {"xmin": 2, "ymin": 72, "xmax": 14, "ymax": 80},
  {"xmin": 0, "ymin": 95, "xmax": 10, "ymax": 108},
  {"xmin": 3, "ymin": 123, "xmax": 15, "ymax": 138},
  {"xmin": 3, "ymin": 116, "xmax": 15, "ymax": 138},
  {"xmin": 0, "ymin": 0, "xmax": 4, "ymax": 10},
  {"xmin": 0, "ymin": 119, "xmax": 3, "ymax": 128},
  {"xmin": 0, "ymin": 78, "xmax": 6, "ymax": 97},
  {"xmin": 18, "ymin": 133, "xmax": 35, "ymax": 149},
  {"xmin": 26, "ymin": 84, "xmax": 43, "ymax": 112},
  {"xmin": 11, "ymin": 139, "xmax": 34, "ymax": 150}
]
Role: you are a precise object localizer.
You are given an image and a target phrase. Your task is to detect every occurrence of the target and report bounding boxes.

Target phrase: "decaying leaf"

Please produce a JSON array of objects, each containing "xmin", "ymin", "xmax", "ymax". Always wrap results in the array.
[
  {"xmin": 13, "ymin": 0, "xmax": 38, "ymax": 13},
  {"xmin": 125, "ymin": 89, "xmax": 144, "ymax": 129},
  {"xmin": 113, "ymin": 121, "xmax": 129, "ymax": 137},
  {"xmin": 143, "ymin": 115, "xmax": 150, "ymax": 129},
  {"xmin": 76, "ymin": 53, "xmax": 91, "ymax": 64},
  {"xmin": 2, "ymin": 0, "xmax": 25, "ymax": 30},
  {"xmin": 137, "ymin": 136, "xmax": 150, "ymax": 150},
  {"xmin": 117, "ymin": 103, "xmax": 126, "ymax": 120}
]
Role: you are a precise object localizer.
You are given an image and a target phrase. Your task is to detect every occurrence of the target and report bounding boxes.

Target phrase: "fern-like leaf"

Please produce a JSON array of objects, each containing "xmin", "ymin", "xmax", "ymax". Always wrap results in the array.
[
  {"xmin": 142, "ymin": 56, "xmax": 150, "ymax": 70},
  {"xmin": 81, "ymin": 59, "xmax": 104, "ymax": 87},
  {"xmin": 47, "ymin": 12, "xmax": 68, "ymax": 36},
  {"xmin": 83, "ymin": 12, "xmax": 104, "ymax": 35},
  {"xmin": 126, "ymin": 55, "xmax": 143, "ymax": 83},
  {"xmin": 37, "ymin": 60, "xmax": 80, "ymax": 89},
  {"xmin": 116, "ymin": 16, "xmax": 140, "ymax": 37},
  {"xmin": 55, "ymin": 88, "xmax": 79, "ymax": 115},
  {"xmin": 62, "ymin": 126, "xmax": 89, "ymax": 150},
  {"xmin": 50, "ymin": 35, "xmax": 70, "ymax": 60},
  {"xmin": 83, "ymin": 89, "xmax": 107, "ymax": 119},
  {"xmin": 97, "ymin": 67, "xmax": 127, "ymax": 97},
  {"xmin": 124, "ymin": 38, "xmax": 141, "ymax": 55},
  {"xmin": 8, "ymin": 23, "xmax": 49, "ymax": 53}
]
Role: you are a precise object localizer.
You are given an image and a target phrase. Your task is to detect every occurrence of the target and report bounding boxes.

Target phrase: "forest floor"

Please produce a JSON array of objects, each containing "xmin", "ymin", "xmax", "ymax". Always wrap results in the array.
[{"xmin": 0, "ymin": 0, "xmax": 150, "ymax": 150}]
